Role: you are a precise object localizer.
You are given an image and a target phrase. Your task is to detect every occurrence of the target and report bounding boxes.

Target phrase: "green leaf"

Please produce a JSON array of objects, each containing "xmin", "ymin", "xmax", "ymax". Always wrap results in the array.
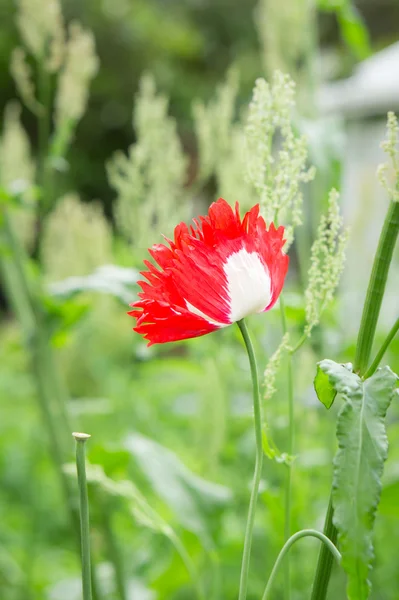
[
  {"xmin": 124, "ymin": 433, "xmax": 232, "ymax": 537},
  {"xmin": 314, "ymin": 362, "xmax": 353, "ymax": 409},
  {"xmin": 314, "ymin": 363, "xmax": 337, "ymax": 409},
  {"xmin": 317, "ymin": 0, "xmax": 371, "ymax": 60},
  {"xmin": 317, "ymin": 359, "xmax": 398, "ymax": 600},
  {"xmin": 337, "ymin": 4, "xmax": 371, "ymax": 60}
]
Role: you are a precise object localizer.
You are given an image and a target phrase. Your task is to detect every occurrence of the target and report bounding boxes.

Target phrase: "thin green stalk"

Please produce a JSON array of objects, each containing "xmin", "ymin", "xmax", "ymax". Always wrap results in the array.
[
  {"xmin": 354, "ymin": 200, "xmax": 399, "ymax": 374},
  {"xmin": 34, "ymin": 338, "xmax": 78, "ymax": 527},
  {"xmin": 74, "ymin": 433, "xmax": 93, "ymax": 600},
  {"xmin": 1, "ymin": 209, "xmax": 100, "ymax": 599},
  {"xmin": 262, "ymin": 528, "xmax": 341, "ymax": 600},
  {"xmin": 310, "ymin": 495, "xmax": 337, "ymax": 600},
  {"xmin": 2, "ymin": 211, "xmax": 38, "ymax": 324},
  {"xmin": 279, "ymin": 296, "xmax": 294, "ymax": 600},
  {"xmin": 364, "ymin": 316, "xmax": 399, "ymax": 379},
  {"xmin": 290, "ymin": 333, "xmax": 308, "ymax": 355},
  {"xmin": 311, "ymin": 199, "xmax": 399, "ymax": 600},
  {"xmin": 237, "ymin": 319, "xmax": 263, "ymax": 600}
]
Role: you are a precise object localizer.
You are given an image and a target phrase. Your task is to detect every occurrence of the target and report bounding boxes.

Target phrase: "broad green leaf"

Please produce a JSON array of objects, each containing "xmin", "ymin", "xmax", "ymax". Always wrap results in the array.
[
  {"xmin": 318, "ymin": 359, "xmax": 398, "ymax": 600},
  {"xmin": 124, "ymin": 433, "xmax": 232, "ymax": 536}
]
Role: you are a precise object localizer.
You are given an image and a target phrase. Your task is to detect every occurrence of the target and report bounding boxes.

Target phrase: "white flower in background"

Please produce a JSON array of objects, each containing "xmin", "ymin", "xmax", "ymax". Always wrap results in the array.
[
  {"xmin": 10, "ymin": 48, "xmax": 43, "ymax": 115},
  {"xmin": 377, "ymin": 112, "xmax": 399, "ymax": 203},
  {"xmin": 53, "ymin": 22, "xmax": 99, "ymax": 154},
  {"xmin": 16, "ymin": 0, "xmax": 65, "ymax": 72},
  {"xmin": 304, "ymin": 189, "xmax": 349, "ymax": 336},
  {"xmin": 0, "ymin": 102, "xmax": 36, "ymax": 249},
  {"xmin": 245, "ymin": 72, "xmax": 315, "ymax": 247},
  {"xmin": 107, "ymin": 74, "xmax": 187, "ymax": 249},
  {"xmin": 41, "ymin": 194, "xmax": 112, "ymax": 280},
  {"xmin": 193, "ymin": 68, "xmax": 239, "ymax": 183}
]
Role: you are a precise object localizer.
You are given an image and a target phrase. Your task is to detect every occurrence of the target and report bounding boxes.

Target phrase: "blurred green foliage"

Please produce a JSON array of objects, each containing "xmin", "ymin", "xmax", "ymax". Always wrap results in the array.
[{"xmin": 1, "ymin": 0, "xmax": 399, "ymax": 599}]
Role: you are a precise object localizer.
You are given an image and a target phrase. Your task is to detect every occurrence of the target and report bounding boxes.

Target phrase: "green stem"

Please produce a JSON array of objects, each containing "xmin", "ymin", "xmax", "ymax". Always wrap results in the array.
[
  {"xmin": 311, "ymin": 199, "xmax": 399, "ymax": 600},
  {"xmin": 279, "ymin": 296, "xmax": 294, "ymax": 600},
  {"xmin": 310, "ymin": 495, "xmax": 338, "ymax": 600},
  {"xmin": 354, "ymin": 200, "xmax": 399, "ymax": 375},
  {"xmin": 364, "ymin": 316, "xmax": 399, "ymax": 379},
  {"xmin": 290, "ymin": 333, "xmax": 308, "ymax": 355},
  {"xmin": 1, "ymin": 206, "xmax": 100, "ymax": 600},
  {"xmin": 2, "ymin": 209, "xmax": 71, "ymax": 450},
  {"xmin": 74, "ymin": 433, "xmax": 93, "ymax": 600},
  {"xmin": 262, "ymin": 528, "xmax": 341, "ymax": 600},
  {"xmin": 237, "ymin": 319, "xmax": 263, "ymax": 600},
  {"xmin": 2, "ymin": 211, "xmax": 38, "ymax": 324}
]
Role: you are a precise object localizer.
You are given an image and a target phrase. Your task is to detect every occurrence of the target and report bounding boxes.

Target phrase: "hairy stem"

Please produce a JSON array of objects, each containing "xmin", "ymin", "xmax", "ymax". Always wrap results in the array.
[
  {"xmin": 237, "ymin": 319, "xmax": 263, "ymax": 600},
  {"xmin": 263, "ymin": 528, "xmax": 341, "ymax": 600}
]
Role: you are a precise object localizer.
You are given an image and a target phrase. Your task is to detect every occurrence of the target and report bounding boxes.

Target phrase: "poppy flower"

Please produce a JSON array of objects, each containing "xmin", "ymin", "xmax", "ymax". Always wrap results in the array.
[{"xmin": 129, "ymin": 198, "xmax": 289, "ymax": 345}]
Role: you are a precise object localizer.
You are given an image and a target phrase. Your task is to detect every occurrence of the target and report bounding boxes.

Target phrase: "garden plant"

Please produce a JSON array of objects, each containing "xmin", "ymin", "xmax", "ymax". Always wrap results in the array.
[{"xmin": 0, "ymin": 1, "xmax": 398, "ymax": 600}]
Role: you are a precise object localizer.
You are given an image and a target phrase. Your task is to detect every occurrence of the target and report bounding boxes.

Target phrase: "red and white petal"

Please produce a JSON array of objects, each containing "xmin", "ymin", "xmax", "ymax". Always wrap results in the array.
[
  {"xmin": 128, "ymin": 301, "xmax": 220, "ymax": 345},
  {"xmin": 129, "ymin": 198, "xmax": 289, "ymax": 345},
  {"xmin": 223, "ymin": 247, "xmax": 271, "ymax": 322}
]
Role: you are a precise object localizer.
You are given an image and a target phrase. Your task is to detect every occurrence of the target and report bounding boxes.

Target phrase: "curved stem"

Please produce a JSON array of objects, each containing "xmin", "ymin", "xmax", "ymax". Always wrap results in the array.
[
  {"xmin": 364, "ymin": 316, "xmax": 399, "ymax": 379},
  {"xmin": 237, "ymin": 319, "xmax": 263, "ymax": 600},
  {"xmin": 279, "ymin": 297, "xmax": 295, "ymax": 600},
  {"xmin": 310, "ymin": 494, "xmax": 338, "ymax": 600},
  {"xmin": 262, "ymin": 528, "xmax": 341, "ymax": 600}
]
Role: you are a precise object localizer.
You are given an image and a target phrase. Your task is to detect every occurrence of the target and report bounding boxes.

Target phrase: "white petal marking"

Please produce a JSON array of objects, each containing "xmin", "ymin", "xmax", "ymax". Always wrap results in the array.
[
  {"xmin": 224, "ymin": 248, "xmax": 271, "ymax": 322},
  {"xmin": 185, "ymin": 302, "xmax": 227, "ymax": 327}
]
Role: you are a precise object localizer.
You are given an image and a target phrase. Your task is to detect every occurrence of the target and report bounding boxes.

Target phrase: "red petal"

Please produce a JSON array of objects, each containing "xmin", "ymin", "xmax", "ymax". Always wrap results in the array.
[{"xmin": 129, "ymin": 198, "xmax": 289, "ymax": 345}]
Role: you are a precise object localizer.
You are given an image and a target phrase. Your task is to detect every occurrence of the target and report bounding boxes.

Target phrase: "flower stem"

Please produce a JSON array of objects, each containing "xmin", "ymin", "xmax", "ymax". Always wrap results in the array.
[
  {"xmin": 74, "ymin": 433, "xmax": 93, "ymax": 600},
  {"xmin": 262, "ymin": 528, "xmax": 341, "ymax": 600},
  {"xmin": 310, "ymin": 495, "xmax": 337, "ymax": 600},
  {"xmin": 311, "ymin": 199, "xmax": 399, "ymax": 600},
  {"xmin": 364, "ymin": 316, "xmax": 399, "ymax": 379},
  {"xmin": 279, "ymin": 296, "xmax": 294, "ymax": 600},
  {"xmin": 237, "ymin": 319, "xmax": 263, "ymax": 600}
]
